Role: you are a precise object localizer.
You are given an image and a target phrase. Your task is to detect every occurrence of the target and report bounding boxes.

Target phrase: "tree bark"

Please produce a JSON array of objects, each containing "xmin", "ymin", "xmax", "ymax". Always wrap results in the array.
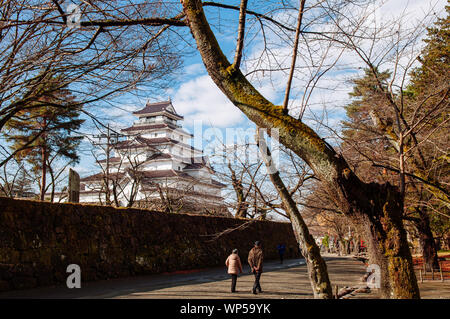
[
  {"xmin": 40, "ymin": 116, "xmax": 48, "ymax": 201},
  {"xmin": 257, "ymin": 131, "xmax": 333, "ymax": 298},
  {"xmin": 228, "ymin": 164, "xmax": 248, "ymax": 218},
  {"xmin": 181, "ymin": 0, "xmax": 420, "ymax": 299},
  {"xmin": 413, "ymin": 209, "xmax": 440, "ymax": 271},
  {"xmin": 48, "ymin": 162, "xmax": 55, "ymax": 202},
  {"xmin": 40, "ymin": 146, "xmax": 47, "ymax": 201}
]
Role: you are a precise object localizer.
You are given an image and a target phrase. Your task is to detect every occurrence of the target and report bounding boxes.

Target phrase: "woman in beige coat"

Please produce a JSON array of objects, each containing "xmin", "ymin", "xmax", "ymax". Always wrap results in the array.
[{"xmin": 225, "ymin": 249, "xmax": 243, "ymax": 292}]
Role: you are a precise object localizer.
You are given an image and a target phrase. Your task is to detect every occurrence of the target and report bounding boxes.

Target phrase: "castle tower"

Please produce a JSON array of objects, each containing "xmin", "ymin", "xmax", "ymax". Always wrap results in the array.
[{"xmin": 77, "ymin": 100, "xmax": 228, "ymax": 216}]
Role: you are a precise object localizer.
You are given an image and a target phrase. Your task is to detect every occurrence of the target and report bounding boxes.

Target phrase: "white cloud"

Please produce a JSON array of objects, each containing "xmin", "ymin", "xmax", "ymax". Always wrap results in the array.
[
  {"xmin": 184, "ymin": 63, "xmax": 205, "ymax": 75},
  {"xmin": 239, "ymin": 0, "xmax": 447, "ymax": 122},
  {"xmin": 85, "ymin": 0, "xmax": 448, "ymax": 137},
  {"xmin": 172, "ymin": 75, "xmax": 245, "ymax": 127},
  {"xmin": 375, "ymin": 0, "xmax": 446, "ymax": 25}
]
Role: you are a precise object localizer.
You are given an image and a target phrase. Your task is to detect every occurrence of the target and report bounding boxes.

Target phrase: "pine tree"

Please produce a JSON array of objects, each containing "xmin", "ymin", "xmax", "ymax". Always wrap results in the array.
[
  {"xmin": 5, "ymin": 77, "xmax": 84, "ymax": 200},
  {"xmin": 409, "ymin": 5, "xmax": 449, "ymax": 97},
  {"xmin": 407, "ymin": 6, "xmax": 450, "ymax": 264},
  {"xmin": 340, "ymin": 6, "xmax": 450, "ymax": 268},
  {"xmin": 341, "ymin": 68, "xmax": 396, "ymax": 185},
  {"xmin": 0, "ymin": 165, "xmax": 35, "ymax": 198}
]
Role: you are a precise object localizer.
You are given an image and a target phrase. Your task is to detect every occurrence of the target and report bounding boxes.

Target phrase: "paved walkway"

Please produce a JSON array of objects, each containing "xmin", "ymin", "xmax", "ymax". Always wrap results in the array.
[{"xmin": 0, "ymin": 256, "xmax": 448, "ymax": 299}]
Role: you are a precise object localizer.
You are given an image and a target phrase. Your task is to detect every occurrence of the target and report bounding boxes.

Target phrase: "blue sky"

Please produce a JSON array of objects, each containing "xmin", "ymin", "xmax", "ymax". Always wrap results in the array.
[{"xmin": 65, "ymin": 0, "xmax": 448, "ymax": 177}]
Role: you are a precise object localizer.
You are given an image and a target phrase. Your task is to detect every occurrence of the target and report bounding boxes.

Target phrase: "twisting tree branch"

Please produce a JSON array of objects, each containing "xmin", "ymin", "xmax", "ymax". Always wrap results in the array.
[
  {"xmin": 233, "ymin": 0, "xmax": 248, "ymax": 69},
  {"xmin": 51, "ymin": 0, "xmax": 67, "ymax": 24},
  {"xmin": 200, "ymin": 220, "xmax": 256, "ymax": 242},
  {"xmin": 282, "ymin": 0, "xmax": 306, "ymax": 114}
]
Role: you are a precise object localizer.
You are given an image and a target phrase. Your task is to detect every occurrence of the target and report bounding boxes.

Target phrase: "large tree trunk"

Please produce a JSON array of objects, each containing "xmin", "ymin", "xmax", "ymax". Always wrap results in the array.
[
  {"xmin": 257, "ymin": 132, "xmax": 333, "ymax": 298},
  {"xmin": 181, "ymin": 0, "xmax": 419, "ymax": 299},
  {"xmin": 413, "ymin": 208, "xmax": 439, "ymax": 271},
  {"xmin": 343, "ymin": 181, "xmax": 420, "ymax": 298}
]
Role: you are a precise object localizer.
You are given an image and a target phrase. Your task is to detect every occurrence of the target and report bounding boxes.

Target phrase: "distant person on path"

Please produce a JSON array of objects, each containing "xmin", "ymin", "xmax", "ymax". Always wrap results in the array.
[
  {"xmin": 322, "ymin": 235, "xmax": 330, "ymax": 253},
  {"xmin": 225, "ymin": 249, "xmax": 243, "ymax": 293},
  {"xmin": 248, "ymin": 241, "xmax": 264, "ymax": 294},
  {"xmin": 276, "ymin": 243, "xmax": 286, "ymax": 264}
]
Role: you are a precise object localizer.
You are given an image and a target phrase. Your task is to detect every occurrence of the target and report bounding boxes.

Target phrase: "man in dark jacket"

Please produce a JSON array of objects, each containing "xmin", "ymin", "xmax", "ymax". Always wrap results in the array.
[
  {"xmin": 276, "ymin": 243, "xmax": 286, "ymax": 264},
  {"xmin": 247, "ymin": 241, "xmax": 264, "ymax": 294}
]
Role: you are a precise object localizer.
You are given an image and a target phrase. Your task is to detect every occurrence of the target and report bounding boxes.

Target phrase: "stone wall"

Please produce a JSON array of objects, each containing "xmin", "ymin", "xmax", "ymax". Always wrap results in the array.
[{"xmin": 0, "ymin": 197, "xmax": 300, "ymax": 291}]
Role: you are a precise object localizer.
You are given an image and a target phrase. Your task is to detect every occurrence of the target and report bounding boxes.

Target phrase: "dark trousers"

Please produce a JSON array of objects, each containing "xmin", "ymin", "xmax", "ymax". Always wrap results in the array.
[
  {"xmin": 231, "ymin": 274, "xmax": 237, "ymax": 292},
  {"xmin": 253, "ymin": 271, "xmax": 262, "ymax": 292},
  {"xmin": 279, "ymin": 253, "xmax": 284, "ymax": 264}
]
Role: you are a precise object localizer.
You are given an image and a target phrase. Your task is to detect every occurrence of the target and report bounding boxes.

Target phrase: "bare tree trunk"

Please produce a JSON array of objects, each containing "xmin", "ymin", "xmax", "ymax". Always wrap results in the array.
[
  {"xmin": 235, "ymin": 199, "xmax": 248, "ymax": 218},
  {"xmin": 48, "ymin": 162, "xmax": 55, "ymax": 202},
  {"xmin": 112, "ymin": 182, "xmax": 120, "ymax": 207},
  {"xmin": 40, "ymin": 146, "xmax": 47, "ymax": 201},
  {"xmin": 229, "ymin": 164, "xmax": 248, "ymax": 218},
  {"xmin": 282, "ymin": 0, "xmax": 306, "ymax": 114},
  {"xmin": 413, "ymin": 208, "xmax": 440, "ymax": 271},
  {"xmin": 351, "ymin": 184, "xmax": 420, "ymax": 298},
  {"xmin": 181, "ymin": 0, "xmax": 419, "ymax": 299},
  {"xmin": 257, "ymin": 131, "xmax": 333, "ymax": 298}
]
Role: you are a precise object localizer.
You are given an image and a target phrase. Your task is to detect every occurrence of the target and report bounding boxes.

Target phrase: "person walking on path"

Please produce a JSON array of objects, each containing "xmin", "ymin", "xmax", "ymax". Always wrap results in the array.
[
  {"xmin": 276, "ymin": 243, "xmax": 286, "ymax": 264},
  {"xmin": 248, "ymin": 241, "xmax": 264, "ymax": 294},
  {"xmin": 225, "ymin": 249, "xmax": 243, "ymax": 293}
]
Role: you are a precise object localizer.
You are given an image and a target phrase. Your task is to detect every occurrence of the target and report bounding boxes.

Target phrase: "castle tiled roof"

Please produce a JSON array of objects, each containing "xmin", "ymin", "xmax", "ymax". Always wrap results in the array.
[
  {"xmin": 183, "ymin": 163, "xmax": 206, "ymax": 170},
  {"xmin": 141, "ymin": 169, "xmax": 180, "ymax": 178},
  {"xmin": 181, "ymin": 156, "xmax": 215, "ymax": 173},
  {"xmin": 146, "ymin": 153, "xmax": 173, "ymax": 161},
  {"xmin": 80, "ymin": 167, "xmax": 225, "ymax": 188},
  {"xmin": 115, "ymin": 136, "xmax": 202, "ymax": 153},
  {"xmin": 121, "ymin": 123, "xmax": 194, "ymax": 138},
  {"xmin": 114, "ymin": 136, "xmax": 164, "ymax": 150},
  {"xmin": 133, "ymin": 100, "xmax": 183, "ymax": 119},
  {"xmin": 140, "ymin": 169, "xmax": 225, "ymax": 188},
  {"xmin": 182, "ymin": 156, "xmax": 210, "ymax": 170},
  {"xmin": 80, "ymin": 172, "xmax": 125, "ymax": 182},
  {"xmin": 140, "ymin": 186, "xmax": 224, "ymax": 200},
  {"xmin": 211, "ymin": 179, "xmax": 226, "ymax": 188},
  {"xmin": 97, "ymin": 157, "xmax": 122, "ymax": 164},
  {"xmin": 121, "ymin": 123, "xmax": 178, "ymax": 132}
]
